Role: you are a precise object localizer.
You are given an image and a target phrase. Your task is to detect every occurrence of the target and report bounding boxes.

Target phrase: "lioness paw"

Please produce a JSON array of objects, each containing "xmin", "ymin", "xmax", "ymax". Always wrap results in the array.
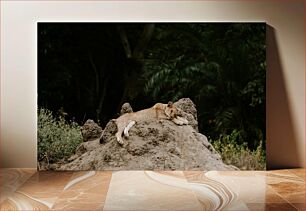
[
  {"xmin": 117, "ymin": 137, "xmax": 124, "ymax": 144},
  {"xmin": 183, "ymin": 118, "xmax": 188, "ymax": 125},
  {"xmin": 124, "ymin": 120, "xmax": 136, "ymax": 137},
  {"xmin": 172, "ymin": 117, "xmax": 188, "ymax": 125}
]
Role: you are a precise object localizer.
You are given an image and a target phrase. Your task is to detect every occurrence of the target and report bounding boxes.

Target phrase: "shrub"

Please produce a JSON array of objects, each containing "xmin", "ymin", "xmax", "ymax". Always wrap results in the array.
[
  {"xmin": 37, "ymin": 108, "xmax": 82, "ymax": 168},
  {"xmin": 211, "ymin": 130, "xmax": 266, "ymax": 170}
]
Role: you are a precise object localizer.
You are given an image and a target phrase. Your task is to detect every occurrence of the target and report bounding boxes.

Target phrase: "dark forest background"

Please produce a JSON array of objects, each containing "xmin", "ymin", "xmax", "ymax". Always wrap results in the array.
[{"xmin": 38, "ymin": 23, "xmax": 266, "ymax": 152}]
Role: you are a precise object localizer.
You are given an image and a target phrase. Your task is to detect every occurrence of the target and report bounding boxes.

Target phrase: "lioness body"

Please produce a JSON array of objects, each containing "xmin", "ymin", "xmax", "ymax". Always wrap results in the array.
[{"xmin": 115, "ymin": 102, "xmax": 188, "ymax": 144}]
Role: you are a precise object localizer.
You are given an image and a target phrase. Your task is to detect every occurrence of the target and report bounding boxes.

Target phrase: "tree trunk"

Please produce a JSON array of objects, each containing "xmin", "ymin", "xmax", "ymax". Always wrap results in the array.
[
  {"xmin": 117, "ymin": 26, "xmax": 132, "ymax": 58},
  {"xmin": 133, "ymin": 24, "xmax": 155, "ymax": 59},
  {"xmin": 116, "ymin": 23, "xmax": 155, "ymax": 111}
]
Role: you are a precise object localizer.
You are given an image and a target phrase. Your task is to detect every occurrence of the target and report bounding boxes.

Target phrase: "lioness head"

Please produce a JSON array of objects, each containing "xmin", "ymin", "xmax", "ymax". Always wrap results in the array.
[{"xmin": 165, "ymin": 101, "xmax": 178, "ymax": 119}]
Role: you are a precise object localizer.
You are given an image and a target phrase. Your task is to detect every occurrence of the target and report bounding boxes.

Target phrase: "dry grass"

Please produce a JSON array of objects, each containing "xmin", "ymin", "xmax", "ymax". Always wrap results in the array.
[{"xmin": 211, "ymin": 132, "xmax": 266, "ymax": 170}]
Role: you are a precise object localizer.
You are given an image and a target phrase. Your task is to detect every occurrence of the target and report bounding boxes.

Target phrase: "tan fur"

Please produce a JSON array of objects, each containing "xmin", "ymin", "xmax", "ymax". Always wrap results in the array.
[{"xmin": 115, "ymin": 102, "xmax": 188, "ymax": 144}]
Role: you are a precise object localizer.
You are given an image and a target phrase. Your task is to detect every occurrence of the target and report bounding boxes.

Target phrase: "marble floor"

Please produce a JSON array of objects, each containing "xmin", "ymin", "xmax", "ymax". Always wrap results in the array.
[{"xmin": 0, "ymin": 169, "xmax": 304, "ymax": 211}]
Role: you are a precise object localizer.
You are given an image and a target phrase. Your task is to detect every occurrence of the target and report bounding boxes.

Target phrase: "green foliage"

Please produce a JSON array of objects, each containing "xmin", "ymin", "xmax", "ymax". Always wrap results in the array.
[
  {"xmin": 143, "ymin": 23, "xmax": 266, "ymax": 150},
  {"xmin": 39, "ymin": 23, "xmax": 266, "ymax": 170},
  {"xmin": 212, "ymin": 130, "xmax": 266, "ymax": 170},
  {"xmin": 37, "ymin": 108, "xmax": 82, "ymax": 166}
]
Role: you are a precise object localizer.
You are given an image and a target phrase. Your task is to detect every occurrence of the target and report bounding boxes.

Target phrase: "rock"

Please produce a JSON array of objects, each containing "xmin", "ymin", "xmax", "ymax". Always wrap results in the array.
[
  {"xmin": 81, "ymin": 119, "xmax": 103, "ymax": 142},
  {"xmin": 75, "ymin": 139, "xmax": 100, "ymax": 156},
  {"xmin": 59, "ymin": 99, "xmax": 237, "ymax": 171},
  {"xmin": 99, "ymin": 119, "xmax": 117, "ymax": 144},
  {"xmin": 67, "ymin": 154, "xmax": 79, "ymax": 162},
  {"xmin": 174, "ymin": 98, "xmax": 198, "ymax": 131},
  {"xmin": 120, "ymin": 102, "xmax": 133, "ymax": 115}
]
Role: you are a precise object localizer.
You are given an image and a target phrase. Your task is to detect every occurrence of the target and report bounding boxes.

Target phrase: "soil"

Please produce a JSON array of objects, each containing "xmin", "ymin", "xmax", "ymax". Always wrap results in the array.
[{"xmin": 57, "ymin": 98, "xmax": 238, "ymax": 171}]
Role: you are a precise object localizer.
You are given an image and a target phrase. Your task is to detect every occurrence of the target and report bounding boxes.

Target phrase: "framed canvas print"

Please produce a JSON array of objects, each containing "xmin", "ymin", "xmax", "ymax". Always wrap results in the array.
[{"xmin": 37, "ymin": 22, "xmax": 266, "ymax": 171}]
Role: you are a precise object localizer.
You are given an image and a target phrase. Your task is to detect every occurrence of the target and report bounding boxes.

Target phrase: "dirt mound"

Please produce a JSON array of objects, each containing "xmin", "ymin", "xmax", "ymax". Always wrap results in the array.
[
  {"xmin": 58, "ymin": 98, "xmax": 238, "ymax": 171},
  {"xmin": 81, "ymin": 119, "xmax": 103, "ymax": 142}
]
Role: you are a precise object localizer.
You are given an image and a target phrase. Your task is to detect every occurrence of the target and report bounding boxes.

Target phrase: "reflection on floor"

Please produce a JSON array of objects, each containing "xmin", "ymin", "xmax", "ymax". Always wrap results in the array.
[{"xmin": 0, "ymin": 169, "xmax": 304, "ymax": 210}]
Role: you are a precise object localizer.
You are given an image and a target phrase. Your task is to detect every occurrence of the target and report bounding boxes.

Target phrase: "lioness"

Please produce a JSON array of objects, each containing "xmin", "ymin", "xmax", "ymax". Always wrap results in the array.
[{"xmin": 115, "ymin": 101, "xmax": 188, "ymax": 144}]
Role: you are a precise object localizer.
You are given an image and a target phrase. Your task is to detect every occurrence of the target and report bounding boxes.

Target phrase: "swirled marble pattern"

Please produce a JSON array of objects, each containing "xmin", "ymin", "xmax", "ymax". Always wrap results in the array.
[
  {"xmin": 0, "ymin": 169, "xmax": 36, "ymax": 204},
  {"xmin": 0, "ymin": 169, "xmax": 304, "ymax": 210},
  {"xmin": 104, "ymin": 171, "xmax": 249, "ymax": 210},
  {"xmin": 104, "ymin": 171, "xmax": 204, "ymax": 210},
  {"xmin": 52, "ymin": 171, "xmax": 112, "ymax": 210},
  {"xmin": 0, "ymin": 171, "xmax": 112, "ymax": 210}
]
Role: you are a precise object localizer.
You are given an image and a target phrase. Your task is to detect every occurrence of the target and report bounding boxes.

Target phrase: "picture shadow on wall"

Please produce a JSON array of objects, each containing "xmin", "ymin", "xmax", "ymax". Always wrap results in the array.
[{"xmin": 266, "ymin": 25, "xmax": 299, "ymax": 169}]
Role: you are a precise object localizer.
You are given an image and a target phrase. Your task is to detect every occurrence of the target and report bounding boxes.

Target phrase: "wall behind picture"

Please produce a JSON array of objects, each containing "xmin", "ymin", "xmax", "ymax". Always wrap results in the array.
[{"xmin": 1, "ymin": 0, "xmax": 304, "ymax": 168}]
